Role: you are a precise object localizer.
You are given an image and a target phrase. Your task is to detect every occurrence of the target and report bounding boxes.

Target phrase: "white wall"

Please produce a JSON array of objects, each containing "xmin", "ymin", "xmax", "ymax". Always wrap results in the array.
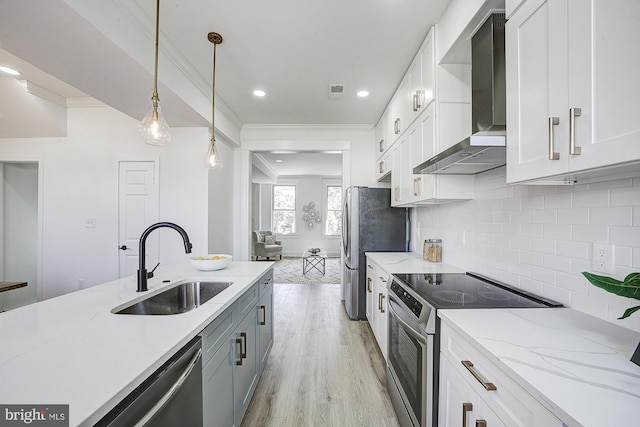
[
  {"xmin": 413, "ymin": 167, "xmax": 640, "ymax": 333},
  {"xmin": 0, "ymin": 103, "xmax": 211, "ymax": 299},
  {"xmin": 255, "ymin": 177, "xmax": 342, "ymax": 257},
  {"xmin": 207, "ymin": 139, "xmax": 235, "ymax": 255}
]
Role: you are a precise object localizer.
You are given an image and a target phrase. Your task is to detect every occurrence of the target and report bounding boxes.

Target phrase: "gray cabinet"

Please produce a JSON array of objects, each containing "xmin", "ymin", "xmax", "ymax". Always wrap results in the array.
[{"xmin": 200, "ymin": 268, "xmax": 274, "ymax": 427}]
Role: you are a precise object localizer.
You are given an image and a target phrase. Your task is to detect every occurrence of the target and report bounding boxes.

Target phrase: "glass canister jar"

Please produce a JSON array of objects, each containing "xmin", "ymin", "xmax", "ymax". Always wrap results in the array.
[{"xmin": 424, "ymin": 239, "xmax": 442, "ymax": 263}]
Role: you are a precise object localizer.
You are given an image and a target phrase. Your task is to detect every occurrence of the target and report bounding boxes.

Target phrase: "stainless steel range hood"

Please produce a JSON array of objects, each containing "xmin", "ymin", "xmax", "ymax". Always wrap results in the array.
[{"xmin": 414, "ymin": 13, "xmax": 506, "ymax": 175}]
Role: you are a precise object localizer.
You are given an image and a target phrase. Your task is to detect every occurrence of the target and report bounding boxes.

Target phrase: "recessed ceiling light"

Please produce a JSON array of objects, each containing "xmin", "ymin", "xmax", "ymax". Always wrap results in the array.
[
  {"xmin": 275, "ymin": 159, "xmax": 283, "ymax": 163},
  {"xmin": 0, "ymin": 66, "xmax": 21, "ymax": 76},
  {"xmin": 357, "ymin": 90, "xmax": 369, "ymax": 97},
  {"xmin": 253, "ymin": 89, "xmax": 266, "ymax": 97}
]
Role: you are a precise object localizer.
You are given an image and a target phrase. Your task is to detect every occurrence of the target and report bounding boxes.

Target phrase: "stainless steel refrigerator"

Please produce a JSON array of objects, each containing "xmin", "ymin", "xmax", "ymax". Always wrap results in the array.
[{"xmin": 341, "ymin": 186, "xmax": 409, "ymax": 320}]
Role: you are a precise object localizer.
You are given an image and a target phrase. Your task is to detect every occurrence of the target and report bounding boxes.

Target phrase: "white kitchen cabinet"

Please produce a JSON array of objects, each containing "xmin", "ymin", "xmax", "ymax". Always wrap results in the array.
[
  {"xmin": 506, "ymin": 0, "xmax": 640, "ymax": 184},
  {"xmin": 375, "ymin": 109, "xmax": 389, "ymax": 160},
  {"xmin": 439, "ymin": 321, "xmax": 564, "ymax": 427},
  {"xmin": 365, "ymin": 258, "xmax": 390, "ymax": 362},
  {"xmin": 376, "ymin": 147, "xmax": 393, "ymax": 182},
  {"xmin": 407, "ymin": 28, "xmax": 436, "ymax": 125},
  {"xmin": 439, "ymin": 357, "xmax": 507, "ymax": 427},
  {"xmin": 391, "ymin": 140, "xmax": 405, "ymax": 207}
]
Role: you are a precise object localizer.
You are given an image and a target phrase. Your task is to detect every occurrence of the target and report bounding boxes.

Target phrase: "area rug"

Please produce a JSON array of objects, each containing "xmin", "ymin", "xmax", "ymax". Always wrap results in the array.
[{"xmin": 271, "ymin": 256, "xmax": 341, "ymax": 284}]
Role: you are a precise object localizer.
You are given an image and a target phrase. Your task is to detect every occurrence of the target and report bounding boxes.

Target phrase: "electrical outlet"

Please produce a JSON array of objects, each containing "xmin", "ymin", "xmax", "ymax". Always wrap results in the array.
[{"xmin": 592, "ymin": 243, "xmax": 614, "ymax": 274}]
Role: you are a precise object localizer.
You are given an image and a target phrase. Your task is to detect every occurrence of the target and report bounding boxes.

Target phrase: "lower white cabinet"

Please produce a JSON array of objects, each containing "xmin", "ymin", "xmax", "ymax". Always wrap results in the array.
[
  {"xmin": 439, "ymin": 357, "xmax": 507, "ymax": 427},
  {"xmin": 201, "ymin": 269, "xmax": 274, "ymax": 427},
  {"xmin": 439, "ymin": 321, "xmax": 563, "ymax": 427},
  {"xmin": 366, "ymin": 258, "xmax": 389, "ymax": 361}
]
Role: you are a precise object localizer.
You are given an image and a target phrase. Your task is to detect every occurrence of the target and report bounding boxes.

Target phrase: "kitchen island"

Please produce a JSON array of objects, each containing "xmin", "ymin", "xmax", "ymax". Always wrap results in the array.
[{"xmin": 0, "ymin": 261, "xmax": 273, "ymax": 426}]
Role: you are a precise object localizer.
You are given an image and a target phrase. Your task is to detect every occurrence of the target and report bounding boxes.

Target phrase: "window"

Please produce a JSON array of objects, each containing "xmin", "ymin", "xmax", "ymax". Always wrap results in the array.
[
  {"xmin": 272, "ymin": 185, "xmax": 296, "ymax": 234},
  {"xmin": 324, "ymin": 185, "xmax": 342, "ymax": 235}
]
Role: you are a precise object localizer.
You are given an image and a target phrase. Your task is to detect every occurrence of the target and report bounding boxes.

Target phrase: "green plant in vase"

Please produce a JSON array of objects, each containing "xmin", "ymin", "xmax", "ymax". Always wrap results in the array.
[
  {"xmin": 582, "ymin": 272, "xmax": 640, "ymax": 319},
  {"xmin": 582, "ymin": 271, "xmax": 640, "ymax": 366}
]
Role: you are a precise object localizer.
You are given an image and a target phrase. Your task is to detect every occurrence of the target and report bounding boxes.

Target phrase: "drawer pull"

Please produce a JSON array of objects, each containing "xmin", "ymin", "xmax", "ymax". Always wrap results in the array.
[
  {"xmin": 367, "ymin": 277, "xmax": 372, "ymax": 293},
  {"xmin": 461, "ymin": 360, "xmax": 497, "ymax": 391},
  {"xmin": 380, "ymin": 294, "xmax": 385, "ymax": 313},
  {"xmin": 259, "ymin": 305, "xmax": 266, "ymax": 325},
  {"xmin": 476, "ymin": 420, "xmax": 487, "ymax": 427},
  {"xmin": 235, "ymin": 337, "xmax": 243, "ymax": 366},
  {"xmin": 569, "ymin": 107, "xmax": 582, "ymax": 155},
  {"xmin": 462, "ymin": 402, "xmax": 472, "ymax": 427},
  {"xmin": 548, "ymin": 116, "xmax": 560, "ymax": 160}
]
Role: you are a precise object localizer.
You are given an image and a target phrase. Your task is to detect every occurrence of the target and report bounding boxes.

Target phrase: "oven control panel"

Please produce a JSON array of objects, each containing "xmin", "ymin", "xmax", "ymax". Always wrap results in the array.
[{"xmin": 390, "ymin": 281, "xmax": 423, "ymax": 318}]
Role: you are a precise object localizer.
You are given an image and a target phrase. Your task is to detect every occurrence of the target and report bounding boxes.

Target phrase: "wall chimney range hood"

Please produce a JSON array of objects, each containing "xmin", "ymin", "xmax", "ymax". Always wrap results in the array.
[{"xmin": 414, "ymin": 13, "xmax": 506, "ymax": 175}]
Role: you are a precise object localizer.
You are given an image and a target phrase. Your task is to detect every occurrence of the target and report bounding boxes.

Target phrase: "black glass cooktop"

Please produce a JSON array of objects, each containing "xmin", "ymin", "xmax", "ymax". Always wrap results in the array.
[{"xmin": 392, "ymin": 272, "xmax": 562, "ymax": 309}]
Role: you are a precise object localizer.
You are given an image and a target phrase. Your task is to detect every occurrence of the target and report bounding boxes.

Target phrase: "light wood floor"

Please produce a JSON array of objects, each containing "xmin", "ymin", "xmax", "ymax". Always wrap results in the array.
[{"xmin": 241, "ymin": 283, "xmax": 400, "ymax": 427}]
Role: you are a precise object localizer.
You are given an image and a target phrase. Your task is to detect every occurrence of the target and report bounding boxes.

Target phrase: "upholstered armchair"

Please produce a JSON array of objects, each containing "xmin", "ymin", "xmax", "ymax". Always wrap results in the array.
[{"xmin": 252, "ymin": 230, "xmax": 283, "ymax": 260}]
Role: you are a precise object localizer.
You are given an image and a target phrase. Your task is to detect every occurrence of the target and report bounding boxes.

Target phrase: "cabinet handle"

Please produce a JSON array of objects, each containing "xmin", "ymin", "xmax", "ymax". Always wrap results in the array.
[
  {"xmin": 476, "ymin": 421, "xmax": 487, "ymax": 427},
  {"xmin": 461, "ymin": 360, "xmax": 497, "ymax": 391},
  {"xmin": 379, "ymin": 139, "xmax": 384, "ymax": 152},
  {"xmin": 378, "ymin": 293, "xmax": 383, "ymax": 311},
  {"xmin": 379, "ymin": 276, "xmax": 387, "ymax": 283},
  {"xmin": 413, "ymin": 93, "xmax": 419, "ymax": 112},
  {"xmin": 259, "ymin": 305, "xmax": 266, "ymax": 325},
  {"xmin": 379, "ymin": 160, "xmax": 384, "ymax": 174},
  {"xmin": 380, "ymin": 294, "xmax": 385, "ymax": 313},
  {"xmin": 396, "ymin": 118, "xmax": 401, "ymax": 134},
  {"xmin": 367, "ymin": 277, "xmax": 372, "ymax": 293},
  {"xmin": 548, "ymin": 116, "xmax": 560, "ymax": 160},
  {"xmin": 569, "ymin": 107, "xmax": 582, "ymax": 155},
  {"xmin": 413, "ymin": 176, "xmax": 421, "ymax": 196},
  {"xmin": 415, "ymin": 90, "xmax": 422, "ymax": 110},
  {"xmin": 235, "ymin": 336, "xmax": 244, "ymax": 366},
  {"xmin": 462, "ymin": 402, "xmax": 473, "ymax": 427}
]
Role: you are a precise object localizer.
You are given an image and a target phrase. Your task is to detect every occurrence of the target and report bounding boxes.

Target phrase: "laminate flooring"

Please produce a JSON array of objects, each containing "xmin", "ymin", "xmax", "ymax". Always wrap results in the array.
[{"xmin": 241, "ymin": 283, "xmax": 400, "ymax": 427}]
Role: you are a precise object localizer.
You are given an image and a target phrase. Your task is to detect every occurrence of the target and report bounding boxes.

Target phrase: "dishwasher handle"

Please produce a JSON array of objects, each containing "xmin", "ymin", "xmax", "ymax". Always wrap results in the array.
[{"xmin": 134, "ymin": 347, "xmax": 203, "ymax": 427}]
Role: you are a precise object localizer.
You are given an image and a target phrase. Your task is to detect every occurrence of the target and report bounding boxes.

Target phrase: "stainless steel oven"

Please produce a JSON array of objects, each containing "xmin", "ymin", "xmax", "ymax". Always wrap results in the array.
[
  {"xmin": 386, "ymin": 272, "xmax": 562, "ymax": 427},
  {"xmin": 387, "ymin": 294, "xmax": 434, "ymax": 427}
]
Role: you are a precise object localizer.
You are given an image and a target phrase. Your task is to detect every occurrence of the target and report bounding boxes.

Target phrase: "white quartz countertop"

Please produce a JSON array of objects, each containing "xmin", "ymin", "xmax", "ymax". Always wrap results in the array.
[
  {"xmin": 439, "ymin": 308, "xmax": 640, "ymax": 427},
  {"xmin": 364, "ymin": 252, "xmax": 465, "ymax": 274},
  {"xmin": 0, "ymin": 261, "xmax": 273, "ymax": 427}
]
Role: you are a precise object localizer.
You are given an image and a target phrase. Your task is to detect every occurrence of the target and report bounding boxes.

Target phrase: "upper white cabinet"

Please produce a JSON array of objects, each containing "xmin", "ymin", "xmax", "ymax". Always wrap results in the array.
[
  {"xmin": 506, "ymin": 0, "xmax": 640, "ymax": 184},
  {"xmin": 407, "ymin": 29, "xmax": 436, "ymax": 124}
]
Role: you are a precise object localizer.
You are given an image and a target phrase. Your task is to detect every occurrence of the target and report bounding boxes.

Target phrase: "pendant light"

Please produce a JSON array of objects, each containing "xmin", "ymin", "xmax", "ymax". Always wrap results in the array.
[
  {"xmin": 204, "ymin": 32, "xmax": 223, "ymax": 170},
  {"xmin": 139, "ymin": 0, "xmax": 171, "ymax": 146}
]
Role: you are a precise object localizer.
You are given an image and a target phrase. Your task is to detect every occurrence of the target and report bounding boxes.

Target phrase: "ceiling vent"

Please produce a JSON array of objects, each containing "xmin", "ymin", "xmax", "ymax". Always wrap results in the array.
[{"xmin": 328, "ymin": 84, "xmax": 345, "ymax": 100}]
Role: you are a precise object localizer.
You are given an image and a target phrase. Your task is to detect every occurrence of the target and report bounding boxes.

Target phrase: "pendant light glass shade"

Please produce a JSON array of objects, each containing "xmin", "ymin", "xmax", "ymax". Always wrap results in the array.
[
  {"xmin": 139, "ymin": 102, "xmax": 170, "ymax": 146},
  {"xmin": 205, "ymin": 32, "xmax": 223, "ymax": 170},
  {"xmin": 139, "ymin": 0, "xmax": 171, "ymax": 146},
  {"xmin": 203, "ymin": 136, "xmax": 223, "ymax": 170}
]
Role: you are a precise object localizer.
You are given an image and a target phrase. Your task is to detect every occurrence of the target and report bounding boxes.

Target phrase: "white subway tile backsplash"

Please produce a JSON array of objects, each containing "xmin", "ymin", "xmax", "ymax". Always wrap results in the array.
[
  {"xmin": 543, "ymin": 224, "xmax": 572, "ymax": 240},
  {"xmin": 413, "ymin": 169, "xmax": 640, "ymax": 332},
  {"xmin": 572, "ymin": 188, "xmax": 609, "ymax": 208},
  {"xmin": 611, "ymin": 186, "xmax": 640, "ymax": 207},
  {"xmin": 590, "ymin": 206, "xmax": 632, "ymax": 226},
  {"xmin": 571, "ymin": 225, "xmax": 608, "ymax": 243},
  {"xmin": 531, "ymin": 209, "xmax": 556, "ymax": 224},
  {"xmin": 557, "ymin": 208, "xmax": 589, "ymax": 225},
  {"xmin": 556, "ymin": 240, "xmax": 590, "ymax": 260},
  {"xmin": 544, "ymin": 192, "xmax": 572, "ymax": 209},
  {"xmin": 611, "ymin": 226, "xmax": 640, "ymax": 247},
  {"xmin": 556, "ymin": 272, "xmax": 589, "ymax": 294},
  {"xmin": 543, "ymin": 254, "xmax": 572, "ymax": 273},
  {"xmin": 531, "ymin": 238, "xmax": 556, "ymax": 254}
]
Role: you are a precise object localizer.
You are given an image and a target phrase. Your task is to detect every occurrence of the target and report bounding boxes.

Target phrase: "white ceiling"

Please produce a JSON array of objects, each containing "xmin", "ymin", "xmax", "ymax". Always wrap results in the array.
[{"xmin": 0, "ymin": 0, "xmax": 450, "ymax": 171}]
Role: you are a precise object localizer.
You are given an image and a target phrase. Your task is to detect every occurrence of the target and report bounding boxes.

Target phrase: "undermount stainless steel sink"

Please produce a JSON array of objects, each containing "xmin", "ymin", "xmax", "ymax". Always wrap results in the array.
[{"xmin": 113, "ymin": 281, "xmax": 233, "ymax": 315}]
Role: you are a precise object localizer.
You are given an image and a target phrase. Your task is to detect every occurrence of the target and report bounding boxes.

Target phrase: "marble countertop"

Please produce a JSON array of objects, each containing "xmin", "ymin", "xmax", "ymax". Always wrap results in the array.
[
  {"xmin": 439, "ymin": 308, "xmax": 640, "ymax": 427},
  {"xmin": 0, "ymin": 261, "xmax": 273, "ymax": 426},
  {"xmin": 365, "ymin": 252, "xmax": 465, "ymax": 274}
]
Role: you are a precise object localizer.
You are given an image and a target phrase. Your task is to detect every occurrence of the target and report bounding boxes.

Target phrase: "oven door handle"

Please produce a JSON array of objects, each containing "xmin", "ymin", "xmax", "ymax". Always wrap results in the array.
[{"xmin": 388, "ymin": 297, "xmax": 427, "ymax": 345}]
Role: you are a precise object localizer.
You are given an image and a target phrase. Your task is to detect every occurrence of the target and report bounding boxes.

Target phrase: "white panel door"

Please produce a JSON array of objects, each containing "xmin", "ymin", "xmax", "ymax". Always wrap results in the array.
[{"xmin": 118, "ymin": 161, "xmax": 158, "ymax": 278}]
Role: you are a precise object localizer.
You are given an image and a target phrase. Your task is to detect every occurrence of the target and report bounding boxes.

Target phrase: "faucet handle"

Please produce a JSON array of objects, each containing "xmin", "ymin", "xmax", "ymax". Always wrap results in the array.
[{"xmin": 147, "ymin": 262, "xmax": 160, "ymax": 279}]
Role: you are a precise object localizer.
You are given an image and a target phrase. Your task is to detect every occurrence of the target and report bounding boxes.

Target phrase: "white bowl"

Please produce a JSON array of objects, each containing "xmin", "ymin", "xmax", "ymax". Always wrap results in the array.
[{"xmin": 190, "ymin": 254, "xmax": 233, "ymax": 271}]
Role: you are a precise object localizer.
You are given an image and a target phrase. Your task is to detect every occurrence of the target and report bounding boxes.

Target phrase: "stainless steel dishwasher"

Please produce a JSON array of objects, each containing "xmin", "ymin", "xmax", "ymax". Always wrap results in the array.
[{"xmin": 96, "ymin": 336, "xmax": 203, "ymax": 427}]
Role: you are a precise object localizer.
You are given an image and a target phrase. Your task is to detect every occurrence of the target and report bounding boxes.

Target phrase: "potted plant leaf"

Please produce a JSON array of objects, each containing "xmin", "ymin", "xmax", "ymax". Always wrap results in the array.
[{"xmin": 582, "ymin": 271, "xmax": 640, "ymax": 366}]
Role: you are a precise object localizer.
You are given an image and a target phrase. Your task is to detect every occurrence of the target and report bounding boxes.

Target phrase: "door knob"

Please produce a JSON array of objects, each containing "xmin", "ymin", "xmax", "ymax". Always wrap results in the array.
[{"xmin": 119, "ymin": 245, "xmax": 129, "ymax": 251}]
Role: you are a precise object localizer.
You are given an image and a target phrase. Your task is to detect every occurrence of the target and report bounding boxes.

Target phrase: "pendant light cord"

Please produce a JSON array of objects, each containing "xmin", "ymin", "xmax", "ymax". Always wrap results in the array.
[
  {"xmin": 211, "ymin": 40, "xmax": 216, "ymax": 143},
  {"xmin": 152, "ymin": 0, "xmax": 160, "ymax": 116}
]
